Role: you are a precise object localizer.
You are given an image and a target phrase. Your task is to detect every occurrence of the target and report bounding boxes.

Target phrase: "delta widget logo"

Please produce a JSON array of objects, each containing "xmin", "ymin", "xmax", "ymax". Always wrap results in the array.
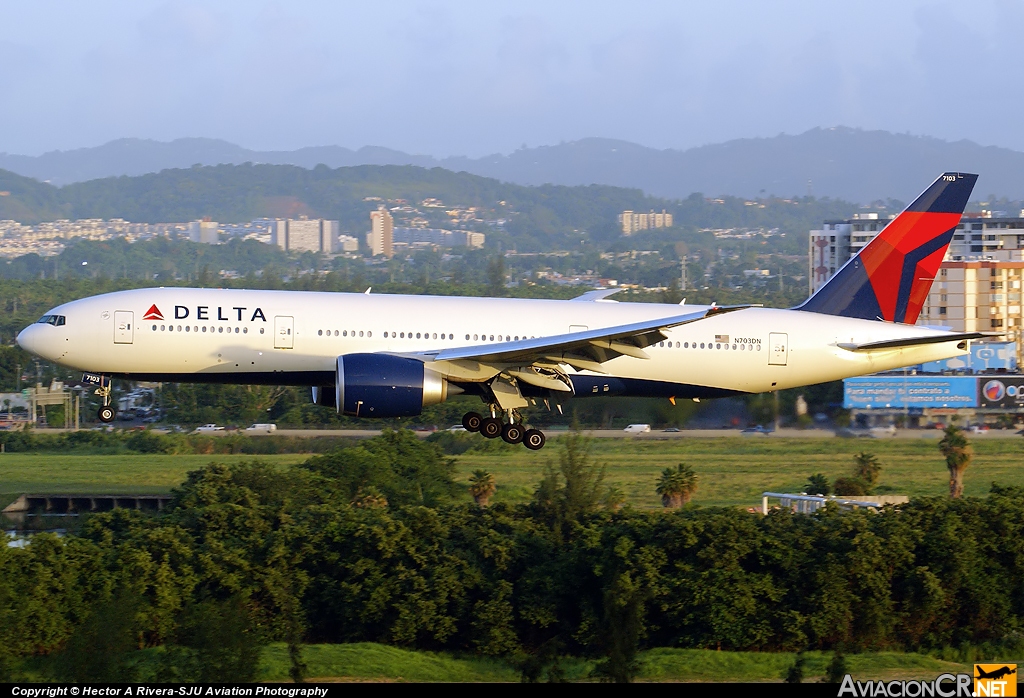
[{"xmin": 143, "ymin": 304, "xmax": 164, "ymax": 321}]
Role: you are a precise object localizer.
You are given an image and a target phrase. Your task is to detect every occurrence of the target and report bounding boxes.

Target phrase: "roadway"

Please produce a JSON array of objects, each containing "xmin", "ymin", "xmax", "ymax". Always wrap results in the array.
[{"xmin": 154, "ymin": 427, "xmax": 1024, "ymax": 440}]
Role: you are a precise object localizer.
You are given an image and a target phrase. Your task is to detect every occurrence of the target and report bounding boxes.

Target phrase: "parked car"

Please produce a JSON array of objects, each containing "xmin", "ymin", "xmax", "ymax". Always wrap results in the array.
[
  {"xmin": 663, "ymin": 427, "xmax": 680, "ymax": 432},
  {"xmin": 447, "ymin": 425, "xmax": 468, "ymax": 433},
  {"xmin": 741, "ymin": 425, "xmax": 772, "ymax": 435},
  {"xmin": 192, "ymin": 424, "xmax": 225, "ymax": 433},
  {"xmin": 970, "ymin": 425, "xmax": 989, "ymax": 435},
  {"xmin": 245, "ymin": 423, "xmax": 277, "ymax": 433},
  {"xmin": 623, "ymin": 424, "xmax": 651, "ymax": 434}
]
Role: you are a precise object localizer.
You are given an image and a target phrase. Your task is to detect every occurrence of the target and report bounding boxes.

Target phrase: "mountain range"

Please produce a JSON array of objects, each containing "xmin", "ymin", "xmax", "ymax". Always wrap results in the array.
[{"xmin": 3, "ymin": 127, "xmax": 1024, "ymax": 203}]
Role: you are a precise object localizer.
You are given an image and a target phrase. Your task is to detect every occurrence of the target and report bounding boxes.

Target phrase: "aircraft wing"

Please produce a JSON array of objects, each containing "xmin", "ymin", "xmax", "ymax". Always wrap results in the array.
[
  {"xmin": 837, "ymin": 332, "xmax": 992, "ymax": 352},
  {"xmin": 410, "ymin": 305, "xmax": 752, "ymax": 373}
]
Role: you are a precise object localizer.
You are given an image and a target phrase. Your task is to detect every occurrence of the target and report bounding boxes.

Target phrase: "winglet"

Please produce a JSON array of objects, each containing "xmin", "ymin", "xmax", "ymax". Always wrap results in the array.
[{"xmin": 571, "ymin": 288, "xmax": 623, "ymax": 302}]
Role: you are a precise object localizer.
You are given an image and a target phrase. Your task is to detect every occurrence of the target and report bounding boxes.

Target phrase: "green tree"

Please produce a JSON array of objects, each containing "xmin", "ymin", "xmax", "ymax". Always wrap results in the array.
[
  {"xmin": 532, "ymin": 429, "xmax": 606, "ymax": 537},
  {"xmin": 805, "ymin": 473, "xmax": 830, "ymax": 496},
  {"xmin": 486, "ymin": 255, "xmax": 506, "ymax": 297},
  {"xmin": 832, "ymin": 477, "xmax": 868, "ymax": 496},
  {"xmin": 825, "ymin": 651, "xmax": 848, "ymax": 683},
  {"xmin": 853, "ymin": 452, "xmax": 881, "ymax": 490},
  {"xmin": 938, "ymin": 426, "xmax": 973, "ymax": 498},
  {"xmin": 468, "ymin": 470, "xmax": 496, "ymax": 507},
  {"xmin": 51, "ymin": 593, "xmax": 139, "ymax": 683},
  {"xmin": 655, "ymin": 464, "xmax": 698, "ymax": 508},
  {"xmin": 784, "ymin": 652, "xmax": 806, "ymax": 683},
  {"xmin": 156, "ymin": 596, "xmax": 263, "ymax": 682}
]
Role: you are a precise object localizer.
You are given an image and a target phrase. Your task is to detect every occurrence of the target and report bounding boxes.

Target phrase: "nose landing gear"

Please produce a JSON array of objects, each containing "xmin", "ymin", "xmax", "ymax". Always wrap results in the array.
[
  {"xmin": 91, "ymin": 375, "xmax": 117, "ymax": 423},
  {"xmin": 459, "ymin": 407, "xmax": 546, "ymax": 449}
]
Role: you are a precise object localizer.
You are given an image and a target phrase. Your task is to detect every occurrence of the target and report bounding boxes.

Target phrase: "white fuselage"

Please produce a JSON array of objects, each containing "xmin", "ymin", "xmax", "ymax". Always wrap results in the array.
[{"xmin": 17, "ymin": 287, "xmax": 970, "ymax": 398}]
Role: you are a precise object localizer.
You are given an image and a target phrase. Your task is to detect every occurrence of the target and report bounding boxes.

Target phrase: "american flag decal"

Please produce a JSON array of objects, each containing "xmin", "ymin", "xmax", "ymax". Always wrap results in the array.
[{"xmin": 715, "ymin": 334, "xmax": 729, "ymax": 343}]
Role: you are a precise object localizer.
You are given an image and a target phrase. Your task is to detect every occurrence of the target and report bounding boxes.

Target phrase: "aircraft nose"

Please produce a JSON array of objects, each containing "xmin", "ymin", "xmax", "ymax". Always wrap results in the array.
[{"xmin": 16, "ymin": 325, "xmax": 47, "ymax": 359}]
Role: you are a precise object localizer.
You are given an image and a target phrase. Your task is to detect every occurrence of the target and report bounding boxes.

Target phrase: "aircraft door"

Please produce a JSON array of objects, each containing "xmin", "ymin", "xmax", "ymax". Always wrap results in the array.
[
  {"xmin": 114, "ymin": 311, "xmax": 134, "ymax": 344},
  {"xmin": 274, "ymin": 316, "xmax": 294, "ymax": 349},
  {"xmin": 768, "ymin": 332, "xmax": 788, "ymax": 366}
]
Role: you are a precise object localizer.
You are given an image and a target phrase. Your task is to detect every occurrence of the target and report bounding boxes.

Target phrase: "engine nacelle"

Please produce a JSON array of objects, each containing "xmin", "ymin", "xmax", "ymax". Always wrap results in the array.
[{"xmin": 331, "ymin": 353, "xmax": 451, "ymax": 417}]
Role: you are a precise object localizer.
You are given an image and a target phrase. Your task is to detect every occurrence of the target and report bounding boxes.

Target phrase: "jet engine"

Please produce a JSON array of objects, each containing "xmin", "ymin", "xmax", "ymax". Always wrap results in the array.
[{"xmin": 315, "ymin": 353, "xmax": 457, "ymax": 417}]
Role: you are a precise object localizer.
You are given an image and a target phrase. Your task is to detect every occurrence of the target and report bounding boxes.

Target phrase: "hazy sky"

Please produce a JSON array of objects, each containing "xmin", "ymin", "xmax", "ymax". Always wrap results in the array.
[{"xmin": 1, "ymin": 0, "xmax": 1022, "ymax": 157}]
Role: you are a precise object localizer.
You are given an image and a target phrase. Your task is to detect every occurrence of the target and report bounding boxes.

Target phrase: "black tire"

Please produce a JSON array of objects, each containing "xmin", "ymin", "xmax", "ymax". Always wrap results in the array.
[
  {"xmin": 462, "ymin": 412, "xmax": 483, "ymax": 432},
  {"xmin": 501, "ymin": 423, "xmax": 524, "ymax": 444},
  {"xmin": 98, "ymin": 406, "xmax": 116, "ymax": 423},
  {"xmin": 480, "ymin": 417, "xmax": 502, "ymax": 439},
  {"xmin": 523, "ymin": 429, "xmax": 546, "ymax": 450}
]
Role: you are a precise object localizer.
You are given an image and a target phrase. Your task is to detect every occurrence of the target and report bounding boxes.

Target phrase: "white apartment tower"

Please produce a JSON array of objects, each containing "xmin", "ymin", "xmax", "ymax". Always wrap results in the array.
[
  {"xmin": 368, "ymin": 206, "xmax": 394, "ymax": 258},
  {"xmin": 270, "ymin": 218, "xmax": 340, "ymax": 253},
  {"xmin": 187, "ymin": 220, "xmax": 219, "ymax": 244},
  {"xmin": 618, "ymin": 210, "xmax": 674, "ymax": 236}
]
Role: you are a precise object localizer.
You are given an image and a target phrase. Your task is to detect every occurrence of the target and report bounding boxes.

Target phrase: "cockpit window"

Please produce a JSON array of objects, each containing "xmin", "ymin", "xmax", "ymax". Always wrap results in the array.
[{"xmin": 36, "ymin": 315, "xmax": 65, "ymax": 326}]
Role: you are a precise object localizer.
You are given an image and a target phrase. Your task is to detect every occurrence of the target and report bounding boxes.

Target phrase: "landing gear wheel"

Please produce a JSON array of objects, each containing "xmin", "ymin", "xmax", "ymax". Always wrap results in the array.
[
  {"xmin": 501, "ymin": 423, "xmax": 524, "ymax": 444},
  {"xmin": 97, "ymin": 405, "xmax": 116, "ymax": 423},
  {"xmin": 523, "ymin": 429, "xmax": 546, "ymax": 450},
  {"xmin": 462, "ymin": 412, "xmax": 483, "ymax": 432},
  {"xmin": 480, "ymin": 417, "xmax": 502, "ymax": 439}
]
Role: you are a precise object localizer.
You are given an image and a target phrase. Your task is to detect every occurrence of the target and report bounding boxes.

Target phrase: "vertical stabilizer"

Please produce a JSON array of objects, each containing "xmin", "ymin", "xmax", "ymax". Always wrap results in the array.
[{"xmin": 797, "ymin": 172, "xmax": 977, "ymax": 324}]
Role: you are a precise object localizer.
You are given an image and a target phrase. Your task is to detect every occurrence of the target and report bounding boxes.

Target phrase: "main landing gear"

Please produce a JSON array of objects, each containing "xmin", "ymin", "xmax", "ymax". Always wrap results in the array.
[
  {"xmin": 94, "ymin": 376, "xmax": 117, "ymax": 423},
  {"xmin": 462, "ymin": 410, "xmax": 546, "ymax": 450}
]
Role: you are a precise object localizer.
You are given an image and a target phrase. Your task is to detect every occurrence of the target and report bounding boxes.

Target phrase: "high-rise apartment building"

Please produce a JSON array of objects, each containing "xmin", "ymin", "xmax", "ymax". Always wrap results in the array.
[
  {"xmin": 367, "ymin": 206, "xmax": 394, "ymax": 258},
  {"xmin": 392, "ymin": 226, "xmax": 485, "ymax": 249},
  {"xmin": 269, "ymin": 218, "xmax": 340, "ymax": 253},
  {"xmin": 187, "ymin": 220, "xmax": 219, "ymax": 244},
  {"xmin": 618, "ymin": 210, "xmax": 674, "ymax": 236}
]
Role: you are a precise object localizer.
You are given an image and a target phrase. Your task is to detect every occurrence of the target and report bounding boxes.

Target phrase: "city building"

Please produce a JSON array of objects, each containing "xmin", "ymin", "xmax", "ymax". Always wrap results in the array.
[
  {"xmin": 810, "ymin": 212, "xmax": 1024, "ymax": 368},
  {"xmin": 392, "ymin": 226, "xmax": 485, "ymax": 249},
  {"xmin": 187, "ymin": 220, "xmax": 220, "ymax": 244},
  {"xmin": 270, "ymin": 218, "xmax": 340, "ymax": 254},
  {"xmin": 618, "ymin": 209, "xmax": 674, "ymax": 236},
  {"xmin": 367, "ymin": 206, "xmax": 394, "ymax": 258},
  {"xmin": 337, "ymin": 235, "xmax": 360, "ymax": 252}
]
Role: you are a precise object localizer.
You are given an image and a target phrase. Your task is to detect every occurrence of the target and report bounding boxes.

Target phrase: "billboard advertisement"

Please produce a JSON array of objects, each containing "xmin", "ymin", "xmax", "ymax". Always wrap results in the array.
[
  {"xmin": 918, "ymin": 341, "xmax": 1017, "ymax": 373},
  {"xmin": 978, "ymin": 377, "xmax": 1024, "ymax": 409},
  {"xmin": 844, "ymin": 376, "xmax": 978, "ymax": 409}
]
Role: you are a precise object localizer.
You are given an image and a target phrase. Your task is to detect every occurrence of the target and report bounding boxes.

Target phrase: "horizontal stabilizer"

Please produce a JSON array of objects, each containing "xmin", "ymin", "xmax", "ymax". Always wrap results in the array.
[{"xmin": 837, "ymin": 332, "xmax": 991, "ymax": 352}]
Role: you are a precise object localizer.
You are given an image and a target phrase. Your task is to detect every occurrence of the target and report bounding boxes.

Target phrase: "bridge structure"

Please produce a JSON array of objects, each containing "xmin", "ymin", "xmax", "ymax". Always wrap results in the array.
[{"xmin": 2, "ymin": 493, "xmax": 171, "ymax": 523}]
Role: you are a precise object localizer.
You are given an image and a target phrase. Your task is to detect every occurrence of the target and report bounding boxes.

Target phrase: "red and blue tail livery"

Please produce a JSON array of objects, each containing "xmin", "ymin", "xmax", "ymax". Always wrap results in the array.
[{"xmin": 798, "ymin": 172, "xmax": 978, "ymax": 324}]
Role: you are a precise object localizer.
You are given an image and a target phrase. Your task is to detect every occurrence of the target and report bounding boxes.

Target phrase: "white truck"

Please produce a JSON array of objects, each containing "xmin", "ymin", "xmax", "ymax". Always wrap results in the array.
[
  {"xmin": 245, "ymin": 423, "xmax": 277, "ymax": 434},
  {"xmin": 192, "ymin": 423, "xmax": 225, "ymax": 433},
  {"xmin": 623, "ymin": 424, "xmax": 651, "ymax": 434}
]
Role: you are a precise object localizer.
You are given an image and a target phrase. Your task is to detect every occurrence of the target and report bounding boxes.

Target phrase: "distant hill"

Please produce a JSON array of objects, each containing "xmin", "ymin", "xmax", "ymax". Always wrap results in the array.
[
  {"xmin": 0, "ymin": 163, "xmax": 858, "ymax": 253},
  {"xmin": 4, "ymin": 128, "xmax": 1024, "ymax": 201}
]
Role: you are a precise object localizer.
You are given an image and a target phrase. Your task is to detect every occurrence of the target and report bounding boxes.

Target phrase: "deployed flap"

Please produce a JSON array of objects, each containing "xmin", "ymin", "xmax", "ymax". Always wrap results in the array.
[
  {"xmin": 570, "ymin": 288, "xmax": 623, "ymax": 302},
  {"xmin": 838, "ymin": 332, "xmax": 990, "ymax": 352},
  {"xmin": 414, "ymin": 305, "xmax": 752, "ymax": 367}
]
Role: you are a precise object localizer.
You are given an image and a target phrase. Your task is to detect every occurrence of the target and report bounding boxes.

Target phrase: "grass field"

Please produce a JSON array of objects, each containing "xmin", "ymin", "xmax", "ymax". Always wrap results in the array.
[
  {"xmin": 255, "ymin": 643, "xmax": 974, "ymax": 682},
  {"xmin": 0, "ymin": 454, "xmax": 307, "ymax": 510},
  {"xmin": 1, "ymin": 436, "xmax": 1022, "ymax": 512},
  {"xmin": 459, "ymin": 436, "xmax": 1024, "ymax": 509}
]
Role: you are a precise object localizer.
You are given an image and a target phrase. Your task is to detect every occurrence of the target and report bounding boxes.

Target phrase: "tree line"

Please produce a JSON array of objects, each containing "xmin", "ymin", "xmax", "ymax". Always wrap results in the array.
[{"xmin": 2, "ymin": 430, "xmax": 1022, "ymax": 682}]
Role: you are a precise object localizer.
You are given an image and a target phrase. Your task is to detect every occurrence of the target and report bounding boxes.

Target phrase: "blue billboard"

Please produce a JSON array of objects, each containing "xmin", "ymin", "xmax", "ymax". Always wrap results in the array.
[
  {"xmin": 844, "ymin": 376, "xmax": 978, "ymax": 409},
  {"xmin": 918, "ymin": 341, "xmax": 1017, "ymax": 374}
]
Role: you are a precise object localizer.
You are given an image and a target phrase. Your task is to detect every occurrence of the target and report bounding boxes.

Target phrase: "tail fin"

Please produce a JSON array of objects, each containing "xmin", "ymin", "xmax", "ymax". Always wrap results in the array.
[{"xmin": 798, "ymin": 172, "xmax": 978, "ymax": 324}]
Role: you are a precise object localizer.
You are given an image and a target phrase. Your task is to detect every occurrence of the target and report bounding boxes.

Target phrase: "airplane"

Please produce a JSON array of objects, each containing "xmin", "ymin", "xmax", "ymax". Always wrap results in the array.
[
  {"xmin": 17, "ymin": 172, "xmax": 984, "ymax": 450},
  {"xmin": 975, "ymin": 666, "xmax": 1016, "ymax": 681}
]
